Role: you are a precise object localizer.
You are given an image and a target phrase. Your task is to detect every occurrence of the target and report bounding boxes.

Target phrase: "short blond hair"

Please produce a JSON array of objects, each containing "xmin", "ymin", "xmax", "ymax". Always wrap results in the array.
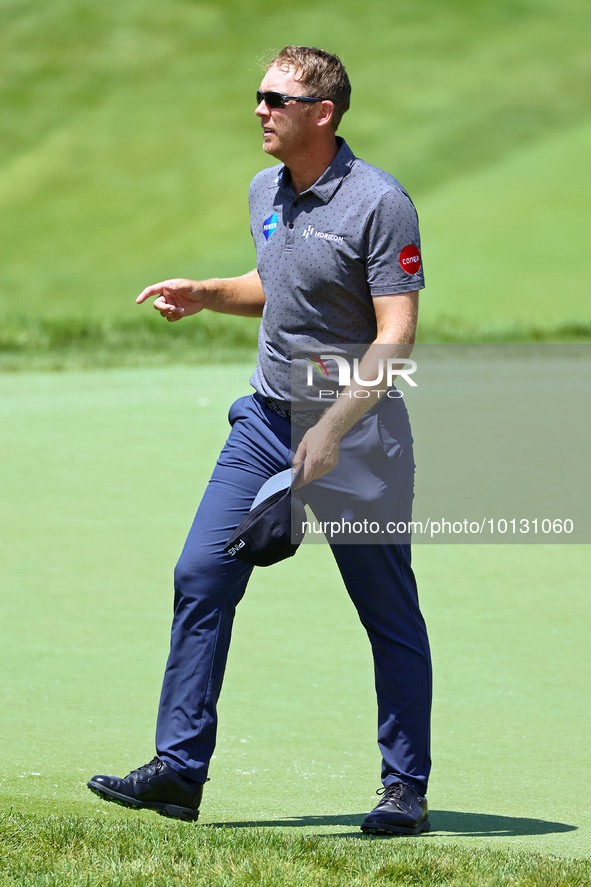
[{"xmin": 266, "ymin": 45, "xmax": 351, "ymax": 131}]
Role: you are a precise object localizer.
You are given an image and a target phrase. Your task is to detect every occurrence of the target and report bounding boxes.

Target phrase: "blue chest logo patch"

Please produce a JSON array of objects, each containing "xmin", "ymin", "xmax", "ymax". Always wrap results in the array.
[{"xmin": 263, "ymin": 211, "xmax": 278, "ymax": 241}]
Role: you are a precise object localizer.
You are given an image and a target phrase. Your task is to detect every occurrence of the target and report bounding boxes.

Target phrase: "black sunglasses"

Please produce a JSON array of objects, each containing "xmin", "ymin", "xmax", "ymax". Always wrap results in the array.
[{"xmin": 256, "ymin": 90, "xmax": 327, "ymax": 109}]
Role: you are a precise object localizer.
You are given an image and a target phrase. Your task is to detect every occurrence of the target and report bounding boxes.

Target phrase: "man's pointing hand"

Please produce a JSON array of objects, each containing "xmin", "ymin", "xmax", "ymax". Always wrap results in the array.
[{"xmin": 136, "ymin": 278, "xmax": 207, "ymax": 322}]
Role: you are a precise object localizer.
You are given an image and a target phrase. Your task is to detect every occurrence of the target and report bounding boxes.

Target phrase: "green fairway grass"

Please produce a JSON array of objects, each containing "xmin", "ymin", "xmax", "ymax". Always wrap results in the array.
[
  {"xmin": 3, "ymin": 314, "xmax": 591, "ymax": 375},
  {"xmin": 1, "ymin": 0, "xmax": 590, "ymax": 355},
  {"xmin": 1, "ymin": 366, "xmax": 589, "ymax": 868},
  {"xmin": 2, "ymin": 813, "xmax": 591, "ymax": 887},
  {"xmin": 419, "ymin": 121, "xmax": 591, "ymax": 327}
]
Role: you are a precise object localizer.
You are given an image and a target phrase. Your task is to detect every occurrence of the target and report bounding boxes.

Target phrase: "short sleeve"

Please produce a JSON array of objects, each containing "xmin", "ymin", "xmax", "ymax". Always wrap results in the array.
[{"xmin": 365, "ymin": 188, "xmax": 425, "ymax": 295}]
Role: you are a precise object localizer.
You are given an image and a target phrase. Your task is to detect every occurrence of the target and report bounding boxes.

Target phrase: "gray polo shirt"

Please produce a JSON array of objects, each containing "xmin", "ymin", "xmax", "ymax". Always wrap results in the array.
[{"xmin": 248, "ymin": 138, "xmax": 424, "ymax": 406}]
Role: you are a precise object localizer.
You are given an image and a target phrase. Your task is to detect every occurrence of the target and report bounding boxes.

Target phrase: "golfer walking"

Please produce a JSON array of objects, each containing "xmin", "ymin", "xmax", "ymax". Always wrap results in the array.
[{"xmin": 88, "ymin": 46, "xmax": 432, "ymax": 835}]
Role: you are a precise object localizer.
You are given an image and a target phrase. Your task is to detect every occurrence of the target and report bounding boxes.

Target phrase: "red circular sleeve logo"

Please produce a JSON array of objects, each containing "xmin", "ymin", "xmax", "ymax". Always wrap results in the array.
[{"xmin": 399, "ymin": 244, "xmax": 421, "ymax": 275}]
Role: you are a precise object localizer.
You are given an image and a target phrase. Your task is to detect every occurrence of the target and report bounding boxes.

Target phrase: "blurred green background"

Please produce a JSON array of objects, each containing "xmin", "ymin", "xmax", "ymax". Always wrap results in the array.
[{"xmin": 1, "ymin": 0, "xmax": 590, "ymax": 368}]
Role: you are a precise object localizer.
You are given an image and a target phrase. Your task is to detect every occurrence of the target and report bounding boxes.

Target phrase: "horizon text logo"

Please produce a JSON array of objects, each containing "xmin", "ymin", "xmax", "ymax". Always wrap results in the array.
[{"xmin": 302, "ymin": 224, "xmax": 344, "ymax": 244}]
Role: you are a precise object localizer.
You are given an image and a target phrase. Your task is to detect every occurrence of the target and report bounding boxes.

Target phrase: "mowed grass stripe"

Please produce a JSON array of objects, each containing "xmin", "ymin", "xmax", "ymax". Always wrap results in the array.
[
  {"xmin": 2, "ymin": 811, "xmax": 590, "ymax": 887},
  {"xmin": 1, "ymin": 0, "xmax": 590, "ymax": 324},
  {"xmin": 419, "ymin": 122, "xmax": 591, "ymax": 326},
  {"xmin": 1, "ymin": 313, "xmax": 590, "ymax": 373}
]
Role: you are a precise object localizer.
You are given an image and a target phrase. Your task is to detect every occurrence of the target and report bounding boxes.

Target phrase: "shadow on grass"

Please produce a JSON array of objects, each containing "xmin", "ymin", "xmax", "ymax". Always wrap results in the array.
[{"xmin": 206, "ymin": 811, "xmax": 576, "ymax": 838}]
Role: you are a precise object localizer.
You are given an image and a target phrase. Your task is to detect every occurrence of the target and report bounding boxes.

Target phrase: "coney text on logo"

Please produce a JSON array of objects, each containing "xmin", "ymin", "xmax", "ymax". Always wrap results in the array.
[
  {"xmin": 399, "ymin": 244, "xmax": 421, "ymax": 274},
  {"xmin": 302, "ymin": 224, "xmax": 344, "ymax": 243}
]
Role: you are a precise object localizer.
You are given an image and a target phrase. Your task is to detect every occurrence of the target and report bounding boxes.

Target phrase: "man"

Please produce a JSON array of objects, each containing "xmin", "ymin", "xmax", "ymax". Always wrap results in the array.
[{"xmin": 88, "ymin": 46, "xmax": 432, "ymax": 835}]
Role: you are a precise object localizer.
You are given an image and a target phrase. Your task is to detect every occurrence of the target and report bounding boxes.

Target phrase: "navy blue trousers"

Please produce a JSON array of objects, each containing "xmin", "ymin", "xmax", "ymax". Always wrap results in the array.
[{"xmin": 156, "ymin": 393, "xmax": 432, "ymax": 794}]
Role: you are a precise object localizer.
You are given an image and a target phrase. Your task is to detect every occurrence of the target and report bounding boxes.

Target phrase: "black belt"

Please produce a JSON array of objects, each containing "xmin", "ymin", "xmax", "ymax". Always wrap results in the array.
[{"xmin": 256, "ymin": 394, "xmax": 324, "ymax": 428}]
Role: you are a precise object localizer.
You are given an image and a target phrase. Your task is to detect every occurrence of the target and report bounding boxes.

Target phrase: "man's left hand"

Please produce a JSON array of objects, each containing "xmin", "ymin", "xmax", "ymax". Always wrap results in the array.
[{"xmin": 292, "ymin": 422, "xmax": 340, "ymax": 487}]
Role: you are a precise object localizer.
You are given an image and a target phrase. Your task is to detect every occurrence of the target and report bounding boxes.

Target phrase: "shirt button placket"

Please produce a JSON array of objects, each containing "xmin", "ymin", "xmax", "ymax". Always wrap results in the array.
[{"xmin": 285, "ymin": 199, "xmax": 299, "ymax": 252}]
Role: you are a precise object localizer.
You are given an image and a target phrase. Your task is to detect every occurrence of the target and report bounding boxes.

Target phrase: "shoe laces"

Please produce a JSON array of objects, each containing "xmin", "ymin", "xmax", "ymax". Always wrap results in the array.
[
  {"xmin": 376, "ymin": 782, "xmax": 409, "ymax": 806},
  {"xmin": 130, "ymin": 756, "xmax": 163, "ymax": 777}
]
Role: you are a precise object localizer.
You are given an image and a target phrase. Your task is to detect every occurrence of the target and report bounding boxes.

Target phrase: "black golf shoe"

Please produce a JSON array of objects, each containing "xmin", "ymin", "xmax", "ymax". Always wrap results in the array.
[
  {"xmin": 360, "ymin": 782, "xmax": 430, "ymax": 835},
  {"xmin": 87, "ymin": 756, "xmax": 203, "ymax": 822}
]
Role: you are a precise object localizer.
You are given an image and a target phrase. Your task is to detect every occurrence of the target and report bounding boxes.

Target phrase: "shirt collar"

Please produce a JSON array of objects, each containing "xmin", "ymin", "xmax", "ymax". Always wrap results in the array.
[{"xmin": 275, "ymin": 138, "xmax": 356, "ymax": 204}]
